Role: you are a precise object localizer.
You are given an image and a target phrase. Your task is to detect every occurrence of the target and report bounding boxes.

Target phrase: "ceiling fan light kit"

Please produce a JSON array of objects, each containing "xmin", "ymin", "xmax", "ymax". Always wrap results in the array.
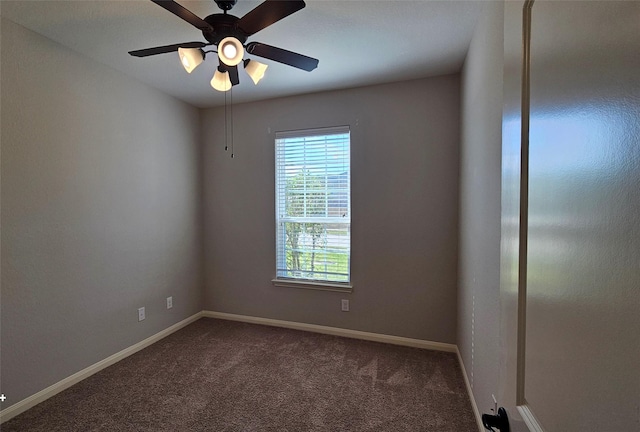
[
  {"xmin": 218, "ymin": 37, "xmax": 244, "ymax": 66},
  {"xmin": 211, "ymin": 67, "xmax": 233, "ymax": 92},
  {"xmin": 178, "ymin": 47, "xmax": 204, "ymax": 73},
  {"xmin": 243, "ymin": 59, "xmax": 268, "ymax": 85},
  {"xmin": 129, "ymin": 0, "xmax": 319, "ymax": 92}
]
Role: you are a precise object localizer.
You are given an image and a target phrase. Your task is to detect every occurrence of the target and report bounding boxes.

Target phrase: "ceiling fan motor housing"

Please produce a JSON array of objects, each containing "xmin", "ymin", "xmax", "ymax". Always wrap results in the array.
[{"xmin": 203, "ymin": 13, "xmax": 248, "ymax": 45}]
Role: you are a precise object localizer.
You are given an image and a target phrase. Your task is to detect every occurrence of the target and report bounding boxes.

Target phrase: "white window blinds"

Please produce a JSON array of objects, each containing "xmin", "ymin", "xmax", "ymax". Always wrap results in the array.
[{"xmin": 275, "ymin": 126, "xmax": 351, "ymax": 283}]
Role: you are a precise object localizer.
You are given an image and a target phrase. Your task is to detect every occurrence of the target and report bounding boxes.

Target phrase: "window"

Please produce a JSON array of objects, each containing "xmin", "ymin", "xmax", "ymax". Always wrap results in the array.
[{"xmin": 275, "ymin": 126, "xmax": 351, "ymax": 286}]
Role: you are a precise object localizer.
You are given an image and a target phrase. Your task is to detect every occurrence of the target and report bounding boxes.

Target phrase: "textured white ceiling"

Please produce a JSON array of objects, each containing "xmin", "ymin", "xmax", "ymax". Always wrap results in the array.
[{"xmin": 0, "ymin": 0, "xmax": 483, "ymax": 108}]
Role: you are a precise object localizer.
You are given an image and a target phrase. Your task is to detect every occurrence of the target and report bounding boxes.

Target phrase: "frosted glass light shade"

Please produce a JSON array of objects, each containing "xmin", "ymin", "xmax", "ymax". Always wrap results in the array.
[
  {"xmin": 218, "ymin": 37, "xmax": 244, "ymax": 66},
  {"xmin": 178, "ymin": 47, "xmax": 203, "ymax": 73},
  {"xmin": 211, "ymin": 68, "xmax": 232, "ymax": 92},
  {"xmin": 244, "ymin": 59, "xmax": 268, "ymax": 85}
]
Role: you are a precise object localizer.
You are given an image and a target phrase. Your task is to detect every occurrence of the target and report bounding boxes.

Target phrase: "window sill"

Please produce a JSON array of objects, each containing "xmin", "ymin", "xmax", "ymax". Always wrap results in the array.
[{"xmin": 271, "ymin": 278, "xmax": 353, "ymax": 293}]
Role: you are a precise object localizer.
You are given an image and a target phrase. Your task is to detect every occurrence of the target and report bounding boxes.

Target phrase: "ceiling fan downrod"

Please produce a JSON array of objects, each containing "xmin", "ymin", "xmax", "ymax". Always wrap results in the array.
[{"xmin": 214, "ymin": 1, "xmax": 237, "ymax": 12}]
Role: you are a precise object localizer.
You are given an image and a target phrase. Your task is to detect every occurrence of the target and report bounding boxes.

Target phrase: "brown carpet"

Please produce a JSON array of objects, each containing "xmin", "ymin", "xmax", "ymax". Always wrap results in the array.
[{"xmin": 3, "ymin": 318, "xmax": 477, "ymax": 431}]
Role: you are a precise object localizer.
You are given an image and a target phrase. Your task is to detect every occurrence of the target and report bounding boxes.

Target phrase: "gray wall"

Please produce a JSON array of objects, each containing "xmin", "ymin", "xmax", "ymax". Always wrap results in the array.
[
  {"xmin": 201, "ymin": 76, "xmax": 461, "ymax": 343},
  {"xmin": 458, "ymin": 0, "xmax": 504, "ymax": 416},
  {"xmin": 1, "ymin": 18, "xmax": 203, "ymax": 407},
  {"xmin": 524, "ymin": 2, "xmax": 640, "ymax": 430},
  {"xmin": 499, "ymin": 2, "xmax": 640, "ymax": 431}
]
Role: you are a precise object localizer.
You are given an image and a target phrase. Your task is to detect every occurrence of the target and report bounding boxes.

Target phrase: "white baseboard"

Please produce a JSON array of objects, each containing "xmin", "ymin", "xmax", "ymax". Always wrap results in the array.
[
  {"xmin": 518, "ymin": 404, "xmax": 546, "ymax": 432},
  {"xmin": 202, "ymin": 310, "xmax": 457, "ymax": 352},
  {"xmin": 0, "ymin": 312, "xmax": 203, "ymax": 424},
  {"xmin": 456, "ymin": 348, "xmax": 485, "ymax": 432}
]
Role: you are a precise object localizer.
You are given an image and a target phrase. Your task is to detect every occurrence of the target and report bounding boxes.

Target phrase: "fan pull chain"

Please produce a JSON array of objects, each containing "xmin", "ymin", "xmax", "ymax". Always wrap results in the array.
[
  {"xmin": 230, "ymin": 87, "xmax": 234, "ymax": 158},
  {"xmin": 224, "ymin": 89, "xmax": 228, "ymax": 152}
]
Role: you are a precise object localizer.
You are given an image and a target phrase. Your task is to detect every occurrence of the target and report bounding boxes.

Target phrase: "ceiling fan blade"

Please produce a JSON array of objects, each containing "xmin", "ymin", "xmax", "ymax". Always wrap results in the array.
[
  {"xmin": 151, "ymin": 0, "xmax": 213, "ymax": 32},
  {"xmin": 246, "ymin": 42, "xmax": 318, "ymax": 72},
  {"xmin": 129, "ymin": 42, "xmax": 208, "ymax": 57},
  {"xmin": 238, "ymin": 0, "xmax": 305, "ymax": 36}
]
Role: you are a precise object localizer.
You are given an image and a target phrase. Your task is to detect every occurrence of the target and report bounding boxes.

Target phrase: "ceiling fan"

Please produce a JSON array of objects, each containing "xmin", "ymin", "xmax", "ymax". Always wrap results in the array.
[{"xmin": 129, "ymin": 0, "xmax": 319, "ymax": 91}]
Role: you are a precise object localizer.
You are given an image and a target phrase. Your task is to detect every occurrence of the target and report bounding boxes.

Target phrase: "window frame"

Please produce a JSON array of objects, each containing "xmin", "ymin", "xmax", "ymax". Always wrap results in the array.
[{"xmin": 273, "ymin": 126, "xmax": 352, "ymax": 292}]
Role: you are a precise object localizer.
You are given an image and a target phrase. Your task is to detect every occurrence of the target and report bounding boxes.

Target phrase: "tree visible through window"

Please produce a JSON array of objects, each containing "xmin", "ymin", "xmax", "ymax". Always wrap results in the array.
[{"xmin": 275, "ymin": 126, "xmax": 351, "ymax": 284}]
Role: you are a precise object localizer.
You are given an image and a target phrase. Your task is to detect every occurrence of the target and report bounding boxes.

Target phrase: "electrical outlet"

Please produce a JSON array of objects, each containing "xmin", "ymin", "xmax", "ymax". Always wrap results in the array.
[
  {"xmin": 138, "ymin": 307, "xmax": 145, "ymax": 322},
  {"xmin": 341, "ymin": 299, "xmax": 349, "ymax": 312},
  {"xmin": 167, "ymin": 296, "xmax": 173, "ymax": 309}
]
